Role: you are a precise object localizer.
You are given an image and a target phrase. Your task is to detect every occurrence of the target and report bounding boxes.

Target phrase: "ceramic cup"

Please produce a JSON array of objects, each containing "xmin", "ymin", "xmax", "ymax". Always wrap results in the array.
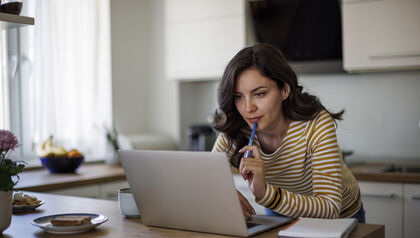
[{"xmin": 118, "ymin": 188, "xmax": 140, "ymax": 218}]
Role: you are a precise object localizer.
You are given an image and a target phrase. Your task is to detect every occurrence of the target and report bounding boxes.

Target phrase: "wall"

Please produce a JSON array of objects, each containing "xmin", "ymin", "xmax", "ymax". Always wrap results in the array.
[
  {"xmin": 110, "ymin": 0, "xmax": 179, "ymax": 144},
  {"xmin": 299, "ymin": 70, "xmax": 420, "ymax": 161},
  {"xmin": 179, "ymin": 81, "xmax": 218, "ymax": 149},
  {"xmin": 110, "ymin": 1, "xmax": 420, "ymax": 160},
  {"xmin": 146, "ymin": 0, "xmax": 180, "ymax": 143},
  {"xmin": 110, "ymin": 0, "xmax": 149, "ymax": 133},
  {"xmin": 178, "ymin": 70, "xmax": 420, "ymax": 161}
]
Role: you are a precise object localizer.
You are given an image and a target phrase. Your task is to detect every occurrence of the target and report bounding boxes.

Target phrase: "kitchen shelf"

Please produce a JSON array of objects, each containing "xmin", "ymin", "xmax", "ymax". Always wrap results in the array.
[{"xmin": 0, "ymin": 12, "xmax": 34, "ymax": 30}]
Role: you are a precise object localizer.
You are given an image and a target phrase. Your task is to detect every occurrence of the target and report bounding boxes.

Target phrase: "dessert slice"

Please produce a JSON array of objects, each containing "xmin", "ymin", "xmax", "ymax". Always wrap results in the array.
[{"xmin": 50, "ymin": 215, "xmax": 92, "ymax": 226}]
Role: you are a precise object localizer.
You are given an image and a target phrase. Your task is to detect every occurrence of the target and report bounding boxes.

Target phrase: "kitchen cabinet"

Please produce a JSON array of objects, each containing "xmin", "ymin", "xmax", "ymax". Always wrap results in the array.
[
  {"xmin": 403, "ymin": 184, "xmax": 420, "ymax": 238},
  {"xmin": 50, "ymin": 183, "xmax": 100, "ymax": 199},
  {"xmin": 165, "ymin": 0, "xmax": 246, "ymax": 81},
  {"xmin": 342, "ymin": 0, "xmax": 420, "ymax": 72},
  {"xmin": 0, "ymin": 12, "xmax": 34, "ymax": 30},
  {"xmin": 100, "ymin": 180, "xmax": 130, "ymax": 201},
  {"xmin": 50, "ymin": 180, "xmax": 129, "ymax": 201},
  {"xmin": 359, "ymin": 181, "xmax": 420, "ymax": 238},
  {"xmin": 358, "ymin": 181, "xmax": 403, "ymax": 238}
]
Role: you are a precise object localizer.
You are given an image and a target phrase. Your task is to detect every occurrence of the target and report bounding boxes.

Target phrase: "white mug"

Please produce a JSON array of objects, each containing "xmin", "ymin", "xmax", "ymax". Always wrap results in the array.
[{"xmin": 118, "ymin": 188, "xmax": 140, "ymax": 218}]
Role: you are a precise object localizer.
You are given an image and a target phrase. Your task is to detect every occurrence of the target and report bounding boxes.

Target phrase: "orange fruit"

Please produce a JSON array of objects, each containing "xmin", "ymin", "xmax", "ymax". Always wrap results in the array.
[{"xmin": 68, "ymin": 149, "xmax": 83, "ymax": 158}]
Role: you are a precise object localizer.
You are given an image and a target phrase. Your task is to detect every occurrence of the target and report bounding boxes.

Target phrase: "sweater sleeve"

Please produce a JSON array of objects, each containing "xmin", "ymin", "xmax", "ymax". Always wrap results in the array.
[
  {"xmin": 212, "ymin": 132, "xmax": 235, "ymax": 155},
  {"xmin": 257, "ymin": 111, "xmax": 343, "ymax": 218}
]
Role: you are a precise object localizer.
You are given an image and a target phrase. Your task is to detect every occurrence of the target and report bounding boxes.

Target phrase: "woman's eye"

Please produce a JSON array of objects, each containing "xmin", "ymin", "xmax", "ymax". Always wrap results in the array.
[
  {"xmin": 255, "ymin": 92, "xmax": 266, "ymax": 97},
  {"xmin": 234, "ymin": 95, "xmax": 242, "ymax": 100}
]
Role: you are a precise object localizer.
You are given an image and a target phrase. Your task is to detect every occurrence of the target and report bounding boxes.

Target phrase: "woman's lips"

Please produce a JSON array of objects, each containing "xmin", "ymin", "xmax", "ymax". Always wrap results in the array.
[{"xmin": 249, "ymin": 117, "xmax": 262, "ymax": 123}]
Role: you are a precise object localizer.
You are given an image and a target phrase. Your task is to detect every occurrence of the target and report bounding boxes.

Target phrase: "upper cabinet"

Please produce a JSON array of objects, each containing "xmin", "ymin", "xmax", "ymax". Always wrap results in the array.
[
  {"xmin": 165, "ymin": 0, "xmax": 246, "ymax": 81},
  {"xmin": 342, "ymin": 0, "xmax": 420, "ymax": 72},
  {"xmin": 0, "ymin": 12, "xmax": 34, "ymax": 30}
]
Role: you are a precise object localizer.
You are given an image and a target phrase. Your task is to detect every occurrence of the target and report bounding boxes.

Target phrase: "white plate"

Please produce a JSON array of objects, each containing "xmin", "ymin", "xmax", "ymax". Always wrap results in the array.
[
  {"xmin": 13, "ymin": 200, "xmax": 45, "ymax": 213},
  {"xmin": 31, "ymin": 213, "xmax": 108, "ymax": 234}
]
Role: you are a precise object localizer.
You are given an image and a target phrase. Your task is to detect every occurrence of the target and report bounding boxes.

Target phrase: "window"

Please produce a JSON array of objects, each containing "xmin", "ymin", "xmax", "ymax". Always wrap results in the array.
[
  {"xmin": 1, "ymin": 0, "xmax": 113, "ymax": 164},
  {"xmin": 0, "ymin": 31, "xmax": 8, "ymax": 129}
]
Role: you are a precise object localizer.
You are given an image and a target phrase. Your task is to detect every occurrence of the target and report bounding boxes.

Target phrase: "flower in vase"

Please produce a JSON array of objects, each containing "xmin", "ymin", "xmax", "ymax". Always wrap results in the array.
[{"xmin": 0, "ymin": 129, "xmax": 25, "ymax": 191}]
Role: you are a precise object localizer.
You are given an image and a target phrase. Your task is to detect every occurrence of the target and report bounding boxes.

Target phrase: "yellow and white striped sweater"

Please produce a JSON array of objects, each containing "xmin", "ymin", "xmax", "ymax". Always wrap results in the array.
[{"xmin": 212, "ymin": 110, "xmax": 361, "ymax": 218}]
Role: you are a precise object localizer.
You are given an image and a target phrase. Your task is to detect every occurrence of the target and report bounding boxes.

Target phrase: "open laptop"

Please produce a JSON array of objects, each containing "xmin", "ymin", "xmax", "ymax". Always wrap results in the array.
[{"xmin": 119, "ymin": 149, "xmax": 294, "ymax": 237}]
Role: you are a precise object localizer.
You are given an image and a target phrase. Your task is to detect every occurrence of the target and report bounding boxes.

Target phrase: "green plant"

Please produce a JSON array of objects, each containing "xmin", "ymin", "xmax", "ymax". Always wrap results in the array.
[
  {"xmin": 104, "ymin": 124, "xmax": 119, "ymax": 152},
  {"xmin": 0, "ymin": 130, "xmax": 25, "ymax": 191}
]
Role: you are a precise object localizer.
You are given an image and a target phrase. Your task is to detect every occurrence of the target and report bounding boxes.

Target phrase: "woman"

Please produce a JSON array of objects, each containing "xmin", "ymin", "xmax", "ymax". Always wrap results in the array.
[{"xmin": 212, "ymin": 43, "xmax": 365, "ymax": 223}]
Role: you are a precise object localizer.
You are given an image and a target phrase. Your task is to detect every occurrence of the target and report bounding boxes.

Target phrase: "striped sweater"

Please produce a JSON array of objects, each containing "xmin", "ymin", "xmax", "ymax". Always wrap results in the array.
[{"xmin": 212, "ymin": 110, "xmax": 361, "ymax": 218}]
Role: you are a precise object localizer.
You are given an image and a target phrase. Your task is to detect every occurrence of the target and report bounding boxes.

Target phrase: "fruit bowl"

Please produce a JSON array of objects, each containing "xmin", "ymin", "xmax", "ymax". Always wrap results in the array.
[{"xmin": 40, "ymin": 156, "xmax": 84, "ymax": 173}]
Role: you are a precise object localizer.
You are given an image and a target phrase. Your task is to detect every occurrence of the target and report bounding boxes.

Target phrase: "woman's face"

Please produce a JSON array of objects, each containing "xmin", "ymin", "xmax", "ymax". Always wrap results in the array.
[{"xmin": 234, "ymin": 68, "xmax": 289, "ymax": 131}]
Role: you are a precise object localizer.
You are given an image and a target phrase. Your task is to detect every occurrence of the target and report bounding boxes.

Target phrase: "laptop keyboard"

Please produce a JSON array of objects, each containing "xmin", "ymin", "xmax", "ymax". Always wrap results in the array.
[{"xmin": 246, "ymin": 222, "xmax": 260, "ymax": 229}]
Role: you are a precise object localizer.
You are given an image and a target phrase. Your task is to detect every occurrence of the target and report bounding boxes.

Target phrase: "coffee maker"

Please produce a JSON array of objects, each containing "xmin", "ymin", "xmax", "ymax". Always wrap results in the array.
[{"xmin": 186, "ymin": 124, "xmax": 216, "ymax": 151}]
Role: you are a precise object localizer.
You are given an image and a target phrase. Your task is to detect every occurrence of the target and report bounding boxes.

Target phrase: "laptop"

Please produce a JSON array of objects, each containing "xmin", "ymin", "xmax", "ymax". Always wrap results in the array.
[{"xmin": 119, "ymin": 149, "xmax": 294, "ymax": 237}]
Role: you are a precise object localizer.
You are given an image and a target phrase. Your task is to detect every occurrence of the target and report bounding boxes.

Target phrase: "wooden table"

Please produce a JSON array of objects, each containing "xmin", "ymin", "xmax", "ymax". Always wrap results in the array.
[{"xmin": 3, "ymin": 192, "xmax": 384, "ymax": 238}]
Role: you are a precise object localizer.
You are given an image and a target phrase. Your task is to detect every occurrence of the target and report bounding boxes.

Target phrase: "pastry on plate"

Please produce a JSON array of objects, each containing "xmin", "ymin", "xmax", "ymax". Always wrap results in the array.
[{"xmin": 50, "ymin": 215, "xmax": 92, "ymax": 226}]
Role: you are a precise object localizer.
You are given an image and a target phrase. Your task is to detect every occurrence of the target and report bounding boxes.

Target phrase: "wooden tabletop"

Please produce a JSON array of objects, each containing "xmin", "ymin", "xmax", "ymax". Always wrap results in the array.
[{"xmin": 4, "ymin": 192, "xmax": 384, "ymax": 238}]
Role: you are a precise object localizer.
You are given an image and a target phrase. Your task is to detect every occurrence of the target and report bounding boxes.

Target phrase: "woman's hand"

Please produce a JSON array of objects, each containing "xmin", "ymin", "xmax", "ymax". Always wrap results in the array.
[
  {"xmin": 239, "ymin": 145, "xmax": 266, "ymax": 200},
  {"xmin": 237, "ymin": 190, "xmax": 255, "ymax": 219}
]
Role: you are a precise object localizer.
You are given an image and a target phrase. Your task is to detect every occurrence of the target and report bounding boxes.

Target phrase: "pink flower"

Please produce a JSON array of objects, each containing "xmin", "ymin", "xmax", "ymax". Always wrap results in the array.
[{"xmin": 0, "ymin": 129, "xmax": 19, "ymax": 152}]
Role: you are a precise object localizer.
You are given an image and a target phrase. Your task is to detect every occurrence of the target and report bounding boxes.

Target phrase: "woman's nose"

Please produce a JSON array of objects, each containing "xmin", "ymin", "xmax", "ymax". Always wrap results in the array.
[{"xmin": 245, "ymin": 99, "xmax": 256, "ymax": 113}]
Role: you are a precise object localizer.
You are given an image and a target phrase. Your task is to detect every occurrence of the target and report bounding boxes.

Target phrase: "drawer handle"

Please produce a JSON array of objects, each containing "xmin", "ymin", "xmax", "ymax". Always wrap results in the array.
[
  {"xmin": 369, "ymin": 53, "xmax": 420, "ymax": 60},
  {"xmin": 344, "ymin": 0, "xmax": 385, "ymax": 5},
  {"xmin": 361, "ymin": 192, "xmax": 394, "ymax": 198},
  {"xmin": 412, "ymin": 195, "xmax": 420, "ymax": 200}
]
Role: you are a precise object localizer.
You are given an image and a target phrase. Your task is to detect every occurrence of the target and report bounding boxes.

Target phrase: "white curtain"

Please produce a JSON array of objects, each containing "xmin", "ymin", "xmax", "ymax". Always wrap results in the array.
[{"xmin": 22, "ymin": 0, "xmax": 112, "ymax": 159}]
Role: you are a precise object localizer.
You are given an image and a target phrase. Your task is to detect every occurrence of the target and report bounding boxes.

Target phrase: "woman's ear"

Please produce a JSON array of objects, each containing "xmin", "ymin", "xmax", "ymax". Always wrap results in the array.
[{"xmin": 282, "ymin": 84, "xmax": 291, "ymax": 100}]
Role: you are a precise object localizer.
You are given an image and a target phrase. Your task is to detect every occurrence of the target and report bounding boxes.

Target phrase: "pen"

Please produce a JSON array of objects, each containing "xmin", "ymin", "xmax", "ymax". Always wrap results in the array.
[{"xmin": 244, "ymin": 122, "xmax": 257, "ymax": 158}]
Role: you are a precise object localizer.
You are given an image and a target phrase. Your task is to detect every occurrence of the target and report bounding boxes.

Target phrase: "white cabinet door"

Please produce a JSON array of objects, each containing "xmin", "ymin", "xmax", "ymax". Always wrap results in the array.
[
  {"xmin": 358, "ymin": 181, "xmax": 403, "ymax": 238},
  {"xmin": 100, "ymin": 180, "xmax": 130, "ymax": 201},
  {"xmin": 342, "ymin": 0, "xmax": 420, "ymax": 72},
  {"xmin": 165, "ymin": 0, "xmax": 246, "ymax": 80},
  {"xmin": 51, "ymin": 184, "xmax": 101, "ymax": 199},
  {"xmin": 165, "ymin": 0, "xmax": 243, "ymax": 23},
  {"xmin": 404, "ymin": 184, "xmax": 420, "ymax": 238},
  {"xmin": 50, "ymin": 180, "xmax": 129, "ymax": 201}
]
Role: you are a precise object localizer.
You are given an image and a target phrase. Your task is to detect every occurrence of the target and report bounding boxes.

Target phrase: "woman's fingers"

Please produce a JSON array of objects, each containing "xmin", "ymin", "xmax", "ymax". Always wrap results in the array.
[
  {"xmin": 239, "ymin": 145, "xmax": 260, "ymax": 159},
  {"xmin": 238, "ymin": 191, "xmax": 256, "ymax": 215},
  {"xmin": 238, "ymin": 147, "xmax": 266, "ymax": 199},
  {"xmin": 237, "ymin": 190, "xmax": 256, "ymax": 219},
  {"xmin": 239, "ymin": 157, "xmax": 264, "ymax": 180},
  {"xmin": 240, "ymin": 201, "xmax": 252, "ymax": 219},
  {"xmin": 239, "ymin": 160, "xmax": 246, "ymax": 180}
]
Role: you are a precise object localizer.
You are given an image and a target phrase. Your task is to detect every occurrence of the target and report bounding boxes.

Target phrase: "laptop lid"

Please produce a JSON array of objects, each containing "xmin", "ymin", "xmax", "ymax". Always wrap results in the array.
[{"xmin": 119, "ymin": 150, "xmax": 292, "ymax": 237}]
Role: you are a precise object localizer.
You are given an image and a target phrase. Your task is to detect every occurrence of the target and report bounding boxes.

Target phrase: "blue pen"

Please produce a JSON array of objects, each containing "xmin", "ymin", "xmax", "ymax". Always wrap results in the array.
[{"xmin": 244, "ymin": 122, "xmax": 258, "ymax": 158}]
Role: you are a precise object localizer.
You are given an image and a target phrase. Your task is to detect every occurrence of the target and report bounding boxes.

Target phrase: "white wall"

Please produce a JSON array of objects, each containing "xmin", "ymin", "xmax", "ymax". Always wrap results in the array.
[
  {"xmin": 110, "ymin": 0, "xmax": 420, "ymax": 161},
  {"xmin": 299, "ymin": 71, "xmax": 420, "ymax": 161},
  {"xmin": 146, "ymin": 0, "xmax": 180, "ymax": 143},
  {"xmin": 179, "ymin": 81, "xmax": 219, "ymax": 149},
  {"xmin": 177, "ymin": 70, "xmax": 420, "ymax": 161},
  {"xmin": 110, "ymin": 0, "xmax": 179, "ymax": 144},
  {"xmin": 110, "ymin": 0, "xmax": 149, "ymax": 133}
]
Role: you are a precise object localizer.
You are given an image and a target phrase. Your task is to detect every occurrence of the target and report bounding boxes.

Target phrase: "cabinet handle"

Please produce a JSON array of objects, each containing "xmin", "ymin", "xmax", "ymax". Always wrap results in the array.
[
  {"xmin": 369, "ymin": 53, "xmax": 420, "ymax": 60},
  {"xmin": 361, "ymin": 192, "xmax": 394, "ymax": 198},
  {"xmin": 412, "ymin": 195, "xmax": 420, "ymax": 200},
  {"xmin": 343, "ymin": 0, "xmax": 385, "ymax": 5}
]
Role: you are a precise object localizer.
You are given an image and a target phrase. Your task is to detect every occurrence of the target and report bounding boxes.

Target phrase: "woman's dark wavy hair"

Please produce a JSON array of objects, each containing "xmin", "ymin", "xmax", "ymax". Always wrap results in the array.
[{"xmin": 213, "ymin": 43, "xmax": 344, "ymax": 168}]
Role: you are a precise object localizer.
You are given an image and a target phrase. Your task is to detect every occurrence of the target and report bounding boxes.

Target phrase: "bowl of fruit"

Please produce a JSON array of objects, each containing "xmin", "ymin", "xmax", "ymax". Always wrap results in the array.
[{"xmin": 38, "ymin": 136, "xmax": 84, "ymax": 173}]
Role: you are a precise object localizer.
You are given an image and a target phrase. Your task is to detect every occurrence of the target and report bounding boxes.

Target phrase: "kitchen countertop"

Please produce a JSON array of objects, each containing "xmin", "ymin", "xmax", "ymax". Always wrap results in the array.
[
  {"xmin": 15, "ymin": 161, "xmax": 420, "ymax": 193},
  {"xmin": 3, "ymin": 192, "xmax": 384, "ymax": 238},
  {"xmin": 348, "ymin": 162, "xmax": 420, "ymax": 183},
  {"xmin": 16, "ymin": 162, "xmax": 126, "ymax": 192}
]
